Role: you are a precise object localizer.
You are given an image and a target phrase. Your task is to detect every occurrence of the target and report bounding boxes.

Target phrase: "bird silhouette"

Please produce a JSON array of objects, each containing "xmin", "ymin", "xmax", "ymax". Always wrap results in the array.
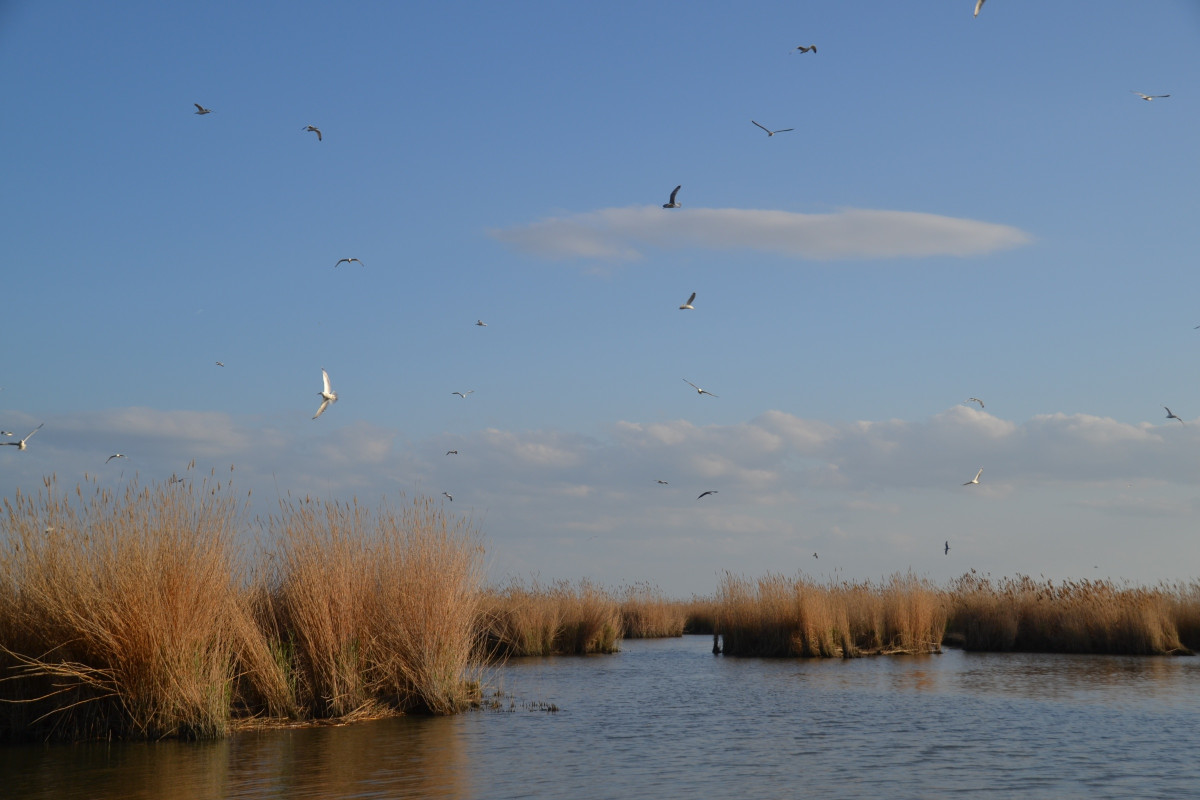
[
  {"xmin": 302, "ymin": 125, "xmax": 323, "ymax": 141},
  {"xmin": 1165, "ymin": 406, "xmax": 1184, "ymax": 424},
  {"xmin": 334, "ymin": 258, "xmax": 363, "ymax": 267},
  {"xmin": 679, "ymin": 292, "xmax": 696, "ymax": 310},
  {"xmin": 963, "ymin": 468, "xmax": 983, "ymax": 486},
  {"xmin": 945, "ymin": 540, "xmax": 950, "ymax": 555},
  {"xmin": 751, "ymin": 120, "xmax": 794, "ymax": 137},
  {"xmin": 684, "ymin": 379, "xmax": 718, "ymax": 398},
  {"xmin": 194, "ymin": 103, "xmax": 212, "ymax": 115},
  {"xmin": 1132, "ymin": 91, "xmax": 1170, "ymax": 101},
  {"xmin": 697, "ymin": 490, "xmax": 718, "ymax": 499},
  {"xmin": 792, "ymin": 45, "xmax": 817, "ymax": 54},
  {"xmin": 105, "ymin": 454, "xmax": 126, "ymax": 464},
  {"xmin": 662, "ymin": 185, "xmax": 682, "ymax": 208}
]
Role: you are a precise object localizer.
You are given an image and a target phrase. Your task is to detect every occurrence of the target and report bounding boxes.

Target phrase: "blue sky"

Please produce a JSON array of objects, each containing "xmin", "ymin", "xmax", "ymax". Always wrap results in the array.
[{"xmin": 3, "ymin": 1, "xmax": 1200, "ymax": 596}]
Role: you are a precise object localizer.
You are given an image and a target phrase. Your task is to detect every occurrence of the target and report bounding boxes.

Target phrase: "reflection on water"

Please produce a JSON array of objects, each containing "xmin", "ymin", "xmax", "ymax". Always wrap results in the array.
[{"xmin": 2, "ymin": 638, "xmax": 1198, "ymax": 799}]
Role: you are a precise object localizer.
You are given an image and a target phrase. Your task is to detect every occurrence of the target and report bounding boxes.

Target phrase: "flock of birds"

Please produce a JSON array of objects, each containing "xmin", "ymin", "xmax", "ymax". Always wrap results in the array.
[{"xmin": 3, "ymin": 2, "xmax": 1180, "ymax": 566}]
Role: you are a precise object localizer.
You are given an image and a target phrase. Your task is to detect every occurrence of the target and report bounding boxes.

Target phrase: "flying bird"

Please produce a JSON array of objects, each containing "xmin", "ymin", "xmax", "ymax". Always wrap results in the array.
[
  {"xmin": 679, "ymin": 292, "xmax": 696, "ymax": 310},
  {"xmin": 697, "ymin": 490, "xmax": 718, "ymax": 499},
  {"xmin": 451, "ymin": 391, "xmax": 474, "ymax": 399},
  {"xmin": 1131, "ymin": 91, "xmax": 1170, "ymax": 101},
  {"xmin": 1165, "ymin": 406, "xmax": 1184, "ymax": 424},
  {"xmin": 194, "ymin": 103, "xmax": 212, "ymax": 115},
  {"xmin": 313, "ymin": 368, "xmax": 338, "ymax": 419},
  {"xmin": 302, "ymin": 125, "xmax": 323, "ymax": 141},
  {"xmin": 662, "ymin": 185, "xmax": 682, "ymax": 208},
  {"xmin": 0, "ymin": 431, "xmax": 12, "ymax": 437},
  {"xmin": 963, "ymin": 468, "xmax": 983, "ymax": 486},
  {"xmin": 967, "ymin": 397, "xmax": 985, "ymax": 409},
  {"xmin": 476, "ymin": 320, "xmax": 488, "ymax": 327},
  {"xmin": 215, "ymin": 361, "xmax": 225, "ymax": 367},
  {"xmin": 813, "ymin": 552, "xmax": 818, "ymax": 559},
  {"xmin": 655, "ymin": 479, "xmax": 669, "ymax": 485},
  {"xmin": 684, "ymin": 379, "xmax": 718, "ymax": 398},
  {"xmin": 945, "ymin": 541, "xmax": 950, "ymax": 555},
  {"xmin": 792, "ymin": 45, "xmax": 817, "ymax": 54},
  {"xmin": 974, "ymin": 0, "xmax": 985, "ymax": 16},
  {"xmin": 105, "ymin": 454, "xmax": 126, "ymax": 464},
  {"xmin": 3, "ymin": 424, "xmax": 43, "ymax": 451},
  {"xmin": 442, "ymin": 492, "xmax": 453, "ymax": 501},
  {"xmin": 446, "ymin": 450, "xmax": 458, "ymax": 455},
  {"xmin": 751, "ymin": 120, "xmax": 794, "ymax": 137},
  {"xmin": 334, "ymin": 258, "xmax": 364, "ymax": 268}
]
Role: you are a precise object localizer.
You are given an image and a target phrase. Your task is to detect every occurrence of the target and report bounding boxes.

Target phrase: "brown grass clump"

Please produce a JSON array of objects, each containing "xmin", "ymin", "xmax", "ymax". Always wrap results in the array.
[
  {"xmin": 0, "ymin": 472, "xmax": 248, "ymax": 741},
  {"xmin": 716, "ymin": 571, "xmax": 947, "ymax": 658},
  {"xmin": 945, "ymin": 572, "xmax": 1192, "ymax": 655},
  {"xmin": 481, "ymin": 579, "xmax": 622, "ymax": 656},
  {"xmin": 0, "ymin": 475, "xmax": 487, "ymax": 742},
  {"xmin": 680, "ymin": 595, "xmax": 721, "ymax": 634},
  {"xmin": 619, "ymin": 582, "xmax": 686, "ymax": 639},
  {"xmin": 261, "ymin": 494, "xmax": 486, "ymax": 717}
]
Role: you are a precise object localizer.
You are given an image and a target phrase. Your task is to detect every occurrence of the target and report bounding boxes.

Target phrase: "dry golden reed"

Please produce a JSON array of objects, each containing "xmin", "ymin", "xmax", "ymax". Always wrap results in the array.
[
  {"xmin": 945, "ymin": 572, "xmax": 1194, "ymax": 655},
  {"xmin": 0, "ymin": 475, "xmax": 486, "ymax": 742},
  {"xmin": 481, "ymin": 579, "xmax": 622, "ymax": 656},
  {"xmin": 619, "ymin": 582, "xmax": 686, "ymax": 639},
  {"xmin": 715, "ymin": 571, "xmax": 948, "ymax": 658}
]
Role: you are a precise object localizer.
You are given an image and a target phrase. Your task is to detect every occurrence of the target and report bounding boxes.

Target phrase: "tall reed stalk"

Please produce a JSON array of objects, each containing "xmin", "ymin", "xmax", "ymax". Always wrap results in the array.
[{"xmin": 481, "ymin": 579, "xmax": 622, "ymax": 656}]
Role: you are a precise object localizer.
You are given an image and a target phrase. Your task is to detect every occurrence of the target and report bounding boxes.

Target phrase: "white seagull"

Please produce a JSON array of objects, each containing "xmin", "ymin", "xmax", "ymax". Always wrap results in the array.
[
  {"xmin": 451, "ymin": 391, "xmax": 475, "ymax": 399},
  {"xmin": 215, "ymin": 361, "xmax": 225, "ymax": 367},
  {"xmin": 967, "ymin": 397, "xmax": 985, "ymax": 409},
  {"xmin": 1132, "ymin": 91, "xmax": 1170, "ymax": 101},
  {"xmin": 697, "ymin": 490, "xmax": 718, "ymax": 499},
  {"xmin": 0, "ymin": 431, "xmax": 13, "ymax": 437},
  {"xmin": 476, "ymin": 319, "xmax": 488, "ymax": 327},
  {"xmin": 106, "ymin": 454, "xmax": 126, "ymax": 464},
  {"xmin": 3, "ymin": 424, "xmax": 43, "ymax": 451},
  {"xmin": 679, "ymin": 292, "xmax": 696, "ymax": 310},
  {"xmin": 974, "ymin": 0, "xmax": 985, "ymax": 16},
  {"xmin": 963, "ymin": 468, "xmax": 983, "ymax": 486},
  {"xmin": 751, "ymin": 120, "xmax": 794, "ymax": 137},
  {"xmin": 684, "ymin": 379, "xmax": 718, "ymax": 398},
  {"xmin": 194, "ymin": 103, "xmax": 212, "ymax": 115},
  {"xmin": 1164, "ymin": 406, "xmax": 1184, "ymax": 424},
  {"xmin": 663, "ymin": 185, "xmax": 682, "ymax": 208},
  {"xmin": 334, "ymin": 258, "xmax": 364, "ymax": 268},
  {"xmin": 313, "ymin": 369, "xmax": 338, "ymax": 419},
  {"xmin": 302, "ymin": 125, "xmax": 323, "ymax": 141},
  {"xmin": 442, "ymin": 492, "xmax": 453, "ymax": 501},
  {"xmin": 791, "ymin": 45, "xmax": 817, "ymax": 54}
]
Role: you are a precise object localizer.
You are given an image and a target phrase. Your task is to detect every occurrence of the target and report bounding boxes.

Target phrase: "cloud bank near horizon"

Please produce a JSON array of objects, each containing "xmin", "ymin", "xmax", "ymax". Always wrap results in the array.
[{"xmin": 490, "ymin": 206, "xmax": 1033, "ymax": 261}]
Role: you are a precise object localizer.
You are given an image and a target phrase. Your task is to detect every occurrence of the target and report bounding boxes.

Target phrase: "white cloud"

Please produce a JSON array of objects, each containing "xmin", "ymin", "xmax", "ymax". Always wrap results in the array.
[
  {"xmin": 6, "ymin": 406, "xmax": 1198, "ymax": 595},
  {"xmin": 490, "ymin": 206, "xmax": 1032, "ymax": 261}
]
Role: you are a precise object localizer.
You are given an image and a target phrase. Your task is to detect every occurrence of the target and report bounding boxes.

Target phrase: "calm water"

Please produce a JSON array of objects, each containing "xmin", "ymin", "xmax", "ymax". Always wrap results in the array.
[{"xmin": 3, "ymin": 636, "xmax": 1199, "ymax": 799}]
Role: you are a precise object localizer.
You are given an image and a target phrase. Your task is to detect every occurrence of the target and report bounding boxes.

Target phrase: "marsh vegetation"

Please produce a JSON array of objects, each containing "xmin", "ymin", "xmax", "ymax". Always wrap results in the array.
[{"xmin": 2, "ymin": 478, "xmax": 1197, "ymax": 742}]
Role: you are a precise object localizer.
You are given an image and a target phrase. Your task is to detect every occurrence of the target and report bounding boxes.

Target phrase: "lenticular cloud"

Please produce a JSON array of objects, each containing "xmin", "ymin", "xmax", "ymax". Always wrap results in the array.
[{"xmin": 491, "ymin": 206, "xmax": 1031, "ymax": 261}]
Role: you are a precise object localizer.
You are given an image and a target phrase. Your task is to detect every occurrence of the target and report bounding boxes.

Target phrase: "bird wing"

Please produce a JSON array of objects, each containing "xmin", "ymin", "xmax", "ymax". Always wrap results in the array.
[
  {"xmin": 335, "ymin": 259, "xmax": 349, "ymax": 267},
  {"xmin": 313, "ymin": 399, "xmax": 330, "ymax": 419},
  {"xmin": 322, "ymin": 369, "xmax": 333, "ymax": 395},
  {"xmin": 684, "ymin": 379, "xmax": 700, "ymax": 390},
  {"xmin": 775, "ymin": 128, "xmax": 795, "ymax": 133},
  {"xmin": 668, "ymin": 185, "xmax": 681, "ymax": 204},
  {"xmin": 194, "ymin": 103, "xmax": 205, "ymax": 112},
  {"xmin": 24, "ymin": 423, "xmax": 44, "ymax": 442},
  {"xmin": 702, "ymin": 390, "xmax": 719, "ymax": 397},
  {"xmin": 686, "ymin": 292, "xmax": 696, "ymax": 305},
  {"xmin": 751, "ymin": 120, "xmax": 771, "ymax": 133},
  {"xmin": 974, "ymin": 0, "xmax": 985, "ymax": 16}
]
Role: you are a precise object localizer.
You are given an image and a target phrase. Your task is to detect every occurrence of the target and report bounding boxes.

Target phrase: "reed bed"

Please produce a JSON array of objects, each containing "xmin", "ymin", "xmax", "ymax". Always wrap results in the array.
[
  {"xmin": 480, "ymin": 579, "xmax": 622, "ymax": 656},
  {"xmin": 945, "ymin": 573, "xmax": 1194, "ymax": 655},
  {"xmin": 716, "ymin": 571, "xmax": 948, "ymax": 658},
  {"xmin": 0, "ymin": 476, "xmax": 486, "ymax": 742},
  {"xmin": 619, "ymin": 582, "xmax": 686, "ymax": 639}
]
